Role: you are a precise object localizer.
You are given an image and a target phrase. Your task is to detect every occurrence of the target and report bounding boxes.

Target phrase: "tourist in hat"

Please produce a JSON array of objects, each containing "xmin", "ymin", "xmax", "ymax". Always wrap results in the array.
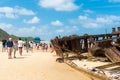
[{"xmin": 7, "ymin": 38, "xmax": 13, "ymax": 59}]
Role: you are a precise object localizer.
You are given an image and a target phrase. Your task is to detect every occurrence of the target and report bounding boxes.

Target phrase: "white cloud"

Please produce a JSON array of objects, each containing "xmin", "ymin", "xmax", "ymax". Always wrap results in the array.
[
  {"xmin": 0, "ymin": 7, "xmax": 13, "ymax": 13},
  {"xmin": 83, "ymin": 9, "xmax": 93, "ymax": 14},
  {"xmin": 72, "ymin": 26, "xmax": 79, "ymax": 31},
  {"xmin": 14, "ymin": 6, "xmax": 35, "ymax": 15},
  {"xmin": 0, "ymin": 23, "xmax": 53, "ymax": 40},
  {"xmin": 0, "ymin": 23, "xmax": 13, "ymax": 29},
  {"xmin": 65, "ymin": 26, "xmax": 79, "ymax": 33},
  {"xmin": 0, "ymin": 6, "xmax": 35, "ymax": 18},
  {"xmin": 0, "ymin": 23, "xmax": 16, "ymax": 35},
  {"xmin": 14, "ymin": 26, "xmax": 54, "ymax": 40},
  {"xmin": 71, "ymin": 15, "xmax": 120, "ymax": 29},
  {"xmin": 6, "ymin": 13, "xmax": 17, "ymax": 18},
  {"xmin": 0, "ymin": 22, "xmax": 80, "ymax": 40},
  {"xmin": 78, "ymin": 15, "xmax": 88, "ymax": 20},
  {"xmin": 14, "ymin": 26, "xmax": 48, "ymax": 37},
  {"xmin": 0, "ymin": 7, "xmax": 16, "ymax": 18},
  {"xmin": 24, "ymin": 16, "xmax": 40, "ymax": 24},
  {"xmin": 16, "ymin": 27, "xmax": 37, "ymax": 36},
  {"xmin": 39, "ymin": 0, "xmax": 80, "ymax": 11},
  {"xmin": 84, "ymin": 23, "xmax": 99, "ymax": 28},
  {"xmin": 56, "ymin": 25, "xmax": 79, "ymax": 33},
  {"xmin": 51, "ymin": 20, "xmax": 63, "ymax": 26},
  {"xmin": 56, "ymin": 29, "xmax": 64, "ymax": 33},
  {"xmin": 0, "ymin": 23, "xmax": 51, "ymax": 39},
  {"xmin": 109, "ymin": 0, "xmax": 120, "ymax": 2}
]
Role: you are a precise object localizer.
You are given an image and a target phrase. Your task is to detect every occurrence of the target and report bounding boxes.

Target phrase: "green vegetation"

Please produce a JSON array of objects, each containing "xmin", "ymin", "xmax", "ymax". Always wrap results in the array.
[{"xmin": 0, "ymin": 29, "xmax": 33, "ymax": 41}]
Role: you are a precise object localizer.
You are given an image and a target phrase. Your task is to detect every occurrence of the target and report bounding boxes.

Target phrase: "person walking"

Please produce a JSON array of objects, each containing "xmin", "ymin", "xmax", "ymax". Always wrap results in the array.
[
  {"xmin": 42, "ymin": 43, "xmax": 45, "ymax": 52},
  {"xmin": 29, "ymin": 41, "xmax": 34, "ymax": 53},
  {"xmin": 13, "ymin": 40, "xmax": 18, "ymax": 58},
  {"xmin": 45, "ymin": 43, "xmax": 48, "ymax": 52},
  {"xmin": 2, "ymin": 39, "xmax": 7, "ymax": 52},
  {"xmin": 7, "ymin": 38, "xmax": 13, "ymax": 59},
  {"xmin": 18, "ymin": 38, "xmax": 24, "ymax": 56}
]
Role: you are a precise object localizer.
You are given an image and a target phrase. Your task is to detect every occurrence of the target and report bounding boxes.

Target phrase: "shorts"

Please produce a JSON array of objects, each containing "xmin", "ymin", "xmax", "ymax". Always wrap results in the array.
[
  {"xmin": 2, "ymin": 45, "xmax": 6, "ymax": 48},
  {"xmin": 14, "ymin": 47, "xmax": 18, "ymax": 51},
  {"xmin": 18, "ymin": 47, "xmax": 23, "ymax": 49},
  {"xmin": 8, "ymin": 47, "xmax": 13, "ymax": 53}
]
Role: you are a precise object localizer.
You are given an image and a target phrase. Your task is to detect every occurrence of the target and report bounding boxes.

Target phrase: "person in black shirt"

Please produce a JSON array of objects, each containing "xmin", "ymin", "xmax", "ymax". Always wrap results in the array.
[{"xmin": 2, "ymin": 39, "xmax": 7, "ymax": 52}]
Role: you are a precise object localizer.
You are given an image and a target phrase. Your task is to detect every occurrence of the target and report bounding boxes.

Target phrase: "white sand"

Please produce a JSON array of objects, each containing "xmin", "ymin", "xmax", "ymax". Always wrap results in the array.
[
  {"xmin": 72, "ymin": 59, "xmax": 109, "ymax": 70},
  {"xmin": 0, "ymin": 42, "xmax": 93, "ymax": 80}
]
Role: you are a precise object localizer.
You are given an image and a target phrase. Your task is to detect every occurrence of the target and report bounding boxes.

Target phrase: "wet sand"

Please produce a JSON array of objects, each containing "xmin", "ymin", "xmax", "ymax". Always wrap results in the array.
[{"xmin": 0, "ymin": 42, "xmax": 93, "ymax": 80}]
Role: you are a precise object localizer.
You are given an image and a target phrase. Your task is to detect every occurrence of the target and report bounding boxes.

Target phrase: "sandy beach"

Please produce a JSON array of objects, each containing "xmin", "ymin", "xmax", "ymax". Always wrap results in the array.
[{"xmin": 0, "ymin": 42, "xmax": 95, "ymax": 80}]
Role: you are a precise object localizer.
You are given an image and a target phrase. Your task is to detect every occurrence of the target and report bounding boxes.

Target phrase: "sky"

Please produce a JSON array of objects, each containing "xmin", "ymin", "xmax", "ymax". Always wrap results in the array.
[{"xmin": 0, "ymin": 0, "xmax": 120, "ymax": 41}]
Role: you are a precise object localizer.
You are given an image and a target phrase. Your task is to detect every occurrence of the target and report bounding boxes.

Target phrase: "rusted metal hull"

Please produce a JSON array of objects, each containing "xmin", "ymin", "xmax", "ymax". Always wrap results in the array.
[{"xmin": 51, "ymin": 27, "xmax": 120, "ymax": 63}]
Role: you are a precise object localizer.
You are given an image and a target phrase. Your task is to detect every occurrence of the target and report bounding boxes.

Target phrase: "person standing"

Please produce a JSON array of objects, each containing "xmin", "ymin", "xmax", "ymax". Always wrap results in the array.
[
  {"xmin": 2, "ymin": 39, "xmax": 7, "ymax": 52},
  {"xmin": 42, "ymin": 43, "xmax": 45, "ymax": 52},
  {"xmin": 29, "ymin": 41, "xmax": 34, "ymax": 53},
  {"xmin": 13, "ymin": 40, "xmax": 18, "ymax": 58},
  {"xmin": 18, "ymin": 38, "xmax": 23, "ymax": 56},
  {"xmin": 7, "ymin": 38, "xmax": 13, "ymax": 59},
  {"xmin": 45, "ymin": 43, "xmax": 48, "ymax": 52}
]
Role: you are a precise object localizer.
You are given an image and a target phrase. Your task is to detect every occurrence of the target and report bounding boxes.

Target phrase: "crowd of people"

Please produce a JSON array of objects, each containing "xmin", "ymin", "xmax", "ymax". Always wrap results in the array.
[
  {"xmin": 2, "ymin": 38, "xmax": 25, "ymax": 59},
  {"xmin": 35, "ymin": 42, "xmax": 49, "ymax": 52},
  {"xmin": 1, "ymin": 37, "xmax": 49, "ymax": 59}
]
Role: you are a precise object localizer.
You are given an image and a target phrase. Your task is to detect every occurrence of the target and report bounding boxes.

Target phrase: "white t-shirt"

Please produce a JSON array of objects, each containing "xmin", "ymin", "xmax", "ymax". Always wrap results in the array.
[
  {"xmin": 18, "ymin": 40, "xmax": 23, "ymax": 48},
  {"xmin": 29, "ymin": 42, "xmax": 33, "ymax": 48}
]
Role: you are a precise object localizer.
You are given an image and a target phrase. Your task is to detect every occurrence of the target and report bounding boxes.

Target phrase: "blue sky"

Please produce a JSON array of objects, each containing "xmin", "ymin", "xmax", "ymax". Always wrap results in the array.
[{"xmin": 0, "ymin": 0, "xmax": 120, "ymax": 40}]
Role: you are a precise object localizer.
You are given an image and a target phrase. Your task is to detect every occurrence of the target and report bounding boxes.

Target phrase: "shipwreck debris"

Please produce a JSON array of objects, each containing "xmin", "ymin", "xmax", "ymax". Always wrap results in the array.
[
  {"xmin": 51, "ymin": 27, "xmax": 120, "ymax": 80},
  {"xmin": 51, "ymin": 27, "xmax": 120, "ymax": 63}
]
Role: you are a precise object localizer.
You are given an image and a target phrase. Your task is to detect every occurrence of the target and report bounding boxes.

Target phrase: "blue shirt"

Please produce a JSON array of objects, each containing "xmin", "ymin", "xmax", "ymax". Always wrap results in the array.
[{"xmin": 7, "ymin": 41, "xmax": 13, "ymax": 47}]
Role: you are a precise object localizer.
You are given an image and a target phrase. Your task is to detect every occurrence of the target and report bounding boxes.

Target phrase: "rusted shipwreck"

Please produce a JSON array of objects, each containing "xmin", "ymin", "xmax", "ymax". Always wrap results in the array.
[{"xmin": 51, "ymin": 27, "xmax": 120, "ymax": 63}]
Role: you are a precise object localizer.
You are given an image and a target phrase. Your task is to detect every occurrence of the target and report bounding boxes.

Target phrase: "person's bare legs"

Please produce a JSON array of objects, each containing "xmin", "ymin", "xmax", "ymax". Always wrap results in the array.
[
  {"xmin": 8, "ymin": 48, "xmax": 12, "ymax": 59},
  {"xmin": 19, "ymin": 48, "xmax": 22, "ymax": 56},
  {"xmin": 2, "ymin": 47, "xmax": 6, "ymax": 52},
  {"xmin": 2, "ymin": 48, "xmax": 3, "ymax": 52},
  {"xmin": 14, "ymin": 49, "xmax": 16, "ymax": 58}
]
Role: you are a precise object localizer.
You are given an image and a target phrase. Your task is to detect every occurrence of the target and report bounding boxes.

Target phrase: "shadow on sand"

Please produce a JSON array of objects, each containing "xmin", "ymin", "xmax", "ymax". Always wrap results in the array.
[{"xmin": 14, "ymin": 57, "xmax": 26, "ymax": 59}]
